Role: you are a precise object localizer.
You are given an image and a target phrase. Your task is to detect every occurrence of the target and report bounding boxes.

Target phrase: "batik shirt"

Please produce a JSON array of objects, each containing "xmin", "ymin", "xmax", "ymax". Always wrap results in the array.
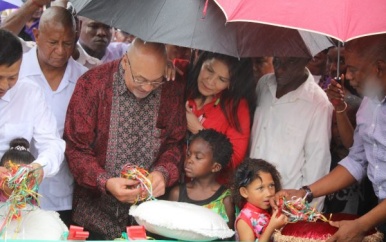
[{"xmin": 64, "ymin": 60, "xmax": 186, "ymax": 239}]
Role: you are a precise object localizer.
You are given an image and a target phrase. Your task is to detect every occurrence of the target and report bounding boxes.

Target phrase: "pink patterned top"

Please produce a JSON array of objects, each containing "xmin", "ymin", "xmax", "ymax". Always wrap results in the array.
[
  {"xmin": 0, "ymin": 192, "xmax": 7, "ymax": 202},
  {"xmin": 235, "ymin": 202, "xmax": 271, "ymax": 241}
]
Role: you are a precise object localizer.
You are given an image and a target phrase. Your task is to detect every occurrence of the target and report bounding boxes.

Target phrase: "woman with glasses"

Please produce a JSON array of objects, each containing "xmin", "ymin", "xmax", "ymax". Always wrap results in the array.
[{"xmin": 186, "ymin": 52, "xmax": 256, "ymax": 184}]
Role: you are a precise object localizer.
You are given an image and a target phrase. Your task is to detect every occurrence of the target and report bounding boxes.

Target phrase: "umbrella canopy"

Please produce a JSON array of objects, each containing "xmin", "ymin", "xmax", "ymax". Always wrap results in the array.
[
  {"xmin": 70, "ymin": 0, "xmax": 332, "ymax": 58},
  {"xmin": 214, "ymin": 0, "xmax": 386, "ymax": 42},
  {"xmin": 0, "ymin": 0, "xmax": 23, "ymax": 11}
]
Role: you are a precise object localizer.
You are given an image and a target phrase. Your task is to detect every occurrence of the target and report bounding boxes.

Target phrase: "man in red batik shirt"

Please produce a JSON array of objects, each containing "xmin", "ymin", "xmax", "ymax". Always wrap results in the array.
[{"xmin": 64, "ymin": 38, "xmax": 186, "ymax": 240}]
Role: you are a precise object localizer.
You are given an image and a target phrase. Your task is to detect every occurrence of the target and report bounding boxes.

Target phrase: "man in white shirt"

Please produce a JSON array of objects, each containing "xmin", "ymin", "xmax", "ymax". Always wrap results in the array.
[
  {"xmin": 0, "ymin": 29, "xmax": 65, "ymax": 186},
  {"xmin": 78, "ymin": 16, "xmax": 128, "ymax": 63},
  {"xmin": 250, "ymin": 57, "xmax": 333, "ymax": 210},
  {"xmin": 0, "ymin": 0, "xmax": 102, "ymax": 69},
  {"xmin": 18, "ymin": 7, "xmax": 87, "ymax": 226}
]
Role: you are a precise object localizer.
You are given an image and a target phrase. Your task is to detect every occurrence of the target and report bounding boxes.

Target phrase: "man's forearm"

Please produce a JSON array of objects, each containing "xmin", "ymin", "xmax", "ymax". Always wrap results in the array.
[
  {"xmin": 310, "ymin": 165, "xmax": 357, "ymax": 197},
  {"xmin": 1, "ymin": 0, "xmax": 50, "ymax": 34}
]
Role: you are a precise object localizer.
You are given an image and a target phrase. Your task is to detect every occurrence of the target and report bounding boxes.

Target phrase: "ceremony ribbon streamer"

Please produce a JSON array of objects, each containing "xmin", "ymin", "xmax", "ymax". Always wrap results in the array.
[
  {"xmin": 120, "ymin": 164, "xmax": 155, "ymax": 204},
  {"xmin": 278, "ymin": 196, "xmax": 330, "ymax": 223},
  {"xmin": 0, "ymin": 161, "xmax": 41, "ymax": 237}
]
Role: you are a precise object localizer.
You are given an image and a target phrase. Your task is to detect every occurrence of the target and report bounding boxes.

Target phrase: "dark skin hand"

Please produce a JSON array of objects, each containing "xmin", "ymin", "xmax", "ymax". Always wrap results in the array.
[
  {"xmin": 326, "ymin": 77, "xmax": 355, "ymax": 148},
  {"xmin": 269, "ymin": 166, "xmax": 386, "ymax": 242},
  {"xmin": 1, "ymin": 0, "xmax": 52, "ymax": 34},
  {"xmin": 326, "ymin": 78, "xmax": 345, "ymax": 109}
]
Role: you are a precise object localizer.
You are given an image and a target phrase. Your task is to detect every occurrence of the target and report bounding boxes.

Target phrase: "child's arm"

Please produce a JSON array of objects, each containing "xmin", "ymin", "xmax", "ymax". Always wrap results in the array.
[
  {"xmin": 223, "ymin": 195, "xmax": 235, "ymax": 229},
  {"xmin": 167, "ymin": 185, "xmax": 180, "ymax": 201},
  {"xmin": 258, "ymin": 209, "xmax": 288, "ymax": 242},
  {"xmin": 236, "ymin": 219, "xmax": 256, "ymax": 241}
]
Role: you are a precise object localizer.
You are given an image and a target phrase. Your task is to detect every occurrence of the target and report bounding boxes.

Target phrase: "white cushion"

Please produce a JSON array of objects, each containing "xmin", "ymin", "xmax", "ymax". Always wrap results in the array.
[
  {"xmin": 0, "ymin": 203, "xmax": 68, "ymax": 240},
  {"xmin": 129, "ymin": 200, "xmax": 234, "ymax": 241}
]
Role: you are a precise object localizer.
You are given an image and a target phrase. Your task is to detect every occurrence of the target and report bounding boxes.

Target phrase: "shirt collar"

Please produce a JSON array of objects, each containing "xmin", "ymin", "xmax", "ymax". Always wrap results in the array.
[
  {"xmin": 0, "ymin": 78, "xmax": 20, "ymax": 103},
  {"xmin": 244, "ymin": 202, "xmax": 271, "ymax": 216},
  {"xmin": 21, "ymin": 46, "xmax": 76, "ymax": 85},
  {"xmin": 20, "ymin": 46, "xmax": 42, "ymax": 78},
  {"xmin": 370, "ymin": 95, "xmax": 386, "ymax": 105},
  {"xmin": 76, "ymin": 43, "xmax": 101, "ymax": 67},
  {"xmin": 1, "ymin": 88, "xmax": 12, "ymax": 102},
  {"xmin": 268, "ymin": 68, "xmax": 315, "ymax": 102}
]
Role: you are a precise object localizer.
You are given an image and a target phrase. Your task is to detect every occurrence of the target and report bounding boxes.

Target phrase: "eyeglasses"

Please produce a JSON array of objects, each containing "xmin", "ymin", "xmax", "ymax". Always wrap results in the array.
[{"xmin": 126, "ymin": 57, "xmax": 165, "ymax": 87}]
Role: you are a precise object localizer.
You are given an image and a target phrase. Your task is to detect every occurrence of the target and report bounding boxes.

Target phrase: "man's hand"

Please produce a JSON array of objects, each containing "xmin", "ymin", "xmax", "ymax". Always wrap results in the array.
[
  {"xmin": 106, "ymin": 177, "xmax": 141, "ymax": 204},
  {"xmin": 326, "ymin": 78, "xmax": 345, "ymax": 110},
  {"xmin": 269, "ymin": 189, "xmax": 306, "ymax": 209},
  {"xmin": 149, "ymin": 171, "xmax": 166, "ymax": 198},
  {"xmin": 326, "ymin": 220, "xmax": 366, "ymax": 242}
]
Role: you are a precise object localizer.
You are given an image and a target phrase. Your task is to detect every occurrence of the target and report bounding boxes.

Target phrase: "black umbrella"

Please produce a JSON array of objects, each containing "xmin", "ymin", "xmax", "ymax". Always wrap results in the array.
[{"xmin": 71, "ymin": 0, "xmax": 333, "ymax": 57}]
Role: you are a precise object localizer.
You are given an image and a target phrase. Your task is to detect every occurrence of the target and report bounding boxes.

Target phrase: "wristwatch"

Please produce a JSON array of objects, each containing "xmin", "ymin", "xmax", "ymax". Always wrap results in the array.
[{"xmin": 301, "ymin": 185, "xmax": 314, "ymax": 203}]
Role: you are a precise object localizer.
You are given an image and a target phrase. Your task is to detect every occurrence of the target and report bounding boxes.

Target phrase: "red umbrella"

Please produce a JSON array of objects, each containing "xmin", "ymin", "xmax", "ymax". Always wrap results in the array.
[{"xmin": 214, "ymin": 0, "xmax": 386, "ymax": 42}]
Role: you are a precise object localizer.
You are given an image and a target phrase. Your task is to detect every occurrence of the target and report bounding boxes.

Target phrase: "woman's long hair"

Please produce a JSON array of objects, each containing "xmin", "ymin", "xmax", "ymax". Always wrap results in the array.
[{"xmin": 186, "ymin": 52, "xmax": 256, "ymax": 132}]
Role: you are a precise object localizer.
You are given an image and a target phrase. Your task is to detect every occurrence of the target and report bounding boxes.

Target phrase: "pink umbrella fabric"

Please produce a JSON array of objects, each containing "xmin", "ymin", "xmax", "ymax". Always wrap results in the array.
[{"xmin": 214, "ymin": 0, "xmax": 386, "ymax": 42}]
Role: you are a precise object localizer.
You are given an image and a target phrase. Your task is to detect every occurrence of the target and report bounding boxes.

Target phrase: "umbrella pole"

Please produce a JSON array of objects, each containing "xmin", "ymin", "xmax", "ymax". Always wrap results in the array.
[{"xmin": 337, "ymin": 41, "xmax": 341, "ymax": 78}]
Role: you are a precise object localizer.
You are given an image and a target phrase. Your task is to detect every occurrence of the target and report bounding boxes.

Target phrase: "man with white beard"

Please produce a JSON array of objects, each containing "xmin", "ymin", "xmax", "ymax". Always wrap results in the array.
[{"xmin": 271, "ymin": 34, "xmax": 386, "ymax": 242}]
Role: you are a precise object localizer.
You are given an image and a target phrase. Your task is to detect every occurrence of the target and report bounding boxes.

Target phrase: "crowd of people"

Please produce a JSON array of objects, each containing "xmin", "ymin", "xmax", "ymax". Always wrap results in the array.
[{"xmin": 0, "ymin": 0, "xmax": 386, "ymax": 241}]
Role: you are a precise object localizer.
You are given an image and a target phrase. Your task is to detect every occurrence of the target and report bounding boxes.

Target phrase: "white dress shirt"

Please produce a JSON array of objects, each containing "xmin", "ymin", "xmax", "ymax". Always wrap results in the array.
[
  {"xmin": 0, "ymin": 78, "xmax": 65, "ymax": 178},
  {"xmin": 76, "ymin": 42, "xmax": 102, "ymax": 69},
  {"xmin": 312, "ymin": 75, "xmax": 322, "ymax": 84},
  {"xmin": 100, "ymin": 42, "xmax": 129, "ymax": 63},
  {"xmin": 76, "ymin": 42, "xmax": 128, "ymax": 64},
  {"xmin": 19, "ymin": 47, "xmax": 87, "ymax": 211},
  {"xmin": 250, "ymin": 70, "xmax": 333, "ymax": 211}
]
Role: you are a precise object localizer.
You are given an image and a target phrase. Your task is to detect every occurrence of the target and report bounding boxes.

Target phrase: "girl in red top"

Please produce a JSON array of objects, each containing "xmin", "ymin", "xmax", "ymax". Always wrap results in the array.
[
  {"xmin": 186, "ymin": 52, "xmax": 256, "ymax": 183},
  {"xmin": 233, "ymin": 158, "xmax": 287, "ymax": 241}
]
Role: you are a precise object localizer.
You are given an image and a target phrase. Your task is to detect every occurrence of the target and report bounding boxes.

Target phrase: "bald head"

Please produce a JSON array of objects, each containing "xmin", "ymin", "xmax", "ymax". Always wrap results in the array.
[
  {"xmin": 127, "ymin": 38, "xmax": 167, "ymax": 62},
  {"xmin": 123, "ymin": 38, "xmax": 167, "ymax": 99},
  {"xmin": 39, "ymin": 6, "xmax": 76, "ymax": 33},
  {"xmin": 33, "ymin": 6, "xmax": 77, "ymax": 70}
]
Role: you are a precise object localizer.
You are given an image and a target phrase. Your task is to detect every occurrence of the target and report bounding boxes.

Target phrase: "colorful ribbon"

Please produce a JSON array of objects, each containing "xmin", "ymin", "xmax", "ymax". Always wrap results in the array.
[
  {"xmin": 120, "ymin": 164, "xmax": 155, "ymax": 204},
  {"xmin": 0, "ymin": 161, "xmax": 41, "ymax": 237},
  {"xmin": 279, "ymin": 196, "xmax": 330, "ymax": 223}
]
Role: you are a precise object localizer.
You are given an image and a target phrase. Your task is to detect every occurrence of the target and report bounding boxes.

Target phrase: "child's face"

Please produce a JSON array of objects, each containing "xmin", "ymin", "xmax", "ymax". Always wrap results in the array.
[
  {"xmin": 240, "ymin": 172, "xmax": 276, "ymax": 210},
  {"xmin": 184, "ymin": 138, "xmax": 220, "ymax": 178}
]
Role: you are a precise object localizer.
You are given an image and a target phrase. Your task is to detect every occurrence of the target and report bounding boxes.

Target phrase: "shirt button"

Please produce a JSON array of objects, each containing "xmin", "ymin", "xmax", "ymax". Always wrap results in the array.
[
  {"xmin": 374, "ymin": 143, "xmax": 377, "ymax": 147},
  {"xmin": 376, "ymin": 165, "xmax": 379, "ymax": 169},
  {"xmin": 371, "ymin": 124, "xmax": 375, "ymax": 127}
]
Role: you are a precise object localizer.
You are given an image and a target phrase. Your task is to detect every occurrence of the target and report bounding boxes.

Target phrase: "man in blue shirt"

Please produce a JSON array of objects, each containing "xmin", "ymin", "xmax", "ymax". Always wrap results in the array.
[{"xmin": 272, "ymin": 34, "xmax": 386, "ymax": 242}]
